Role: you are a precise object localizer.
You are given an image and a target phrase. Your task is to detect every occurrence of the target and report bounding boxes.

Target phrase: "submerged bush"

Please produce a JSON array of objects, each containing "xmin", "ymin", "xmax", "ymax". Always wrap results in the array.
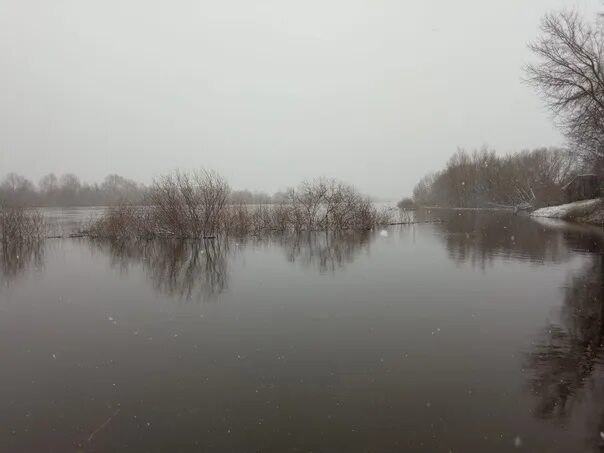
[
  {"xmin": 0, "ymin": 205, "xmax": 46, "ymax": 244},
  {"xmin": 86, "ymin": 204, "xmax": 151, "ymax": 239},
  {"xmin": 88, "ymin": 171, "xmax": 393, "ymax": 238},
  {"xmin": 147, "ymin": 170, "xmax": 229, "ymax": 237}
]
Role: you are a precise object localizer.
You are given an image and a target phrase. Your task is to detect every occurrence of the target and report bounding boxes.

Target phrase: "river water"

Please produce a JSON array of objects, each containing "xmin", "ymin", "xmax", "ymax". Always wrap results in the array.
[{"xmin": 2, "ymin": 208, "xmax": 604, "ymax": 452}]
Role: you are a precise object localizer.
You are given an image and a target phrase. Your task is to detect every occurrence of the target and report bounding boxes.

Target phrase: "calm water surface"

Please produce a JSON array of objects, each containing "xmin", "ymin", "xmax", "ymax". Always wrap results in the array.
[{"xmin": 2, "ymin": 209, "xmax": 604, "ymax": 452}]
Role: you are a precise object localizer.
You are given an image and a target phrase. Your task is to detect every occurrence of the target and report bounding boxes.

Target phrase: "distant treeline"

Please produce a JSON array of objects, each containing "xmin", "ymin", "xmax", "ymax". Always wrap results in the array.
[
  {"xmin": 411, "ymin": 147, "xmax": 577, "ymax": 208},
  {"xmin": 0, "ymin": 172, "xmax": 286, "ymax": 207}
]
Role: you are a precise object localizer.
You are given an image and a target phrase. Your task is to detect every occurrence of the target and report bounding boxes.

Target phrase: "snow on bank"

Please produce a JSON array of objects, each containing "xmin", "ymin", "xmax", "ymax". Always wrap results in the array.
[{"xmin": 530, "ymin": 199, "xmax": 601, "ymax": 219}]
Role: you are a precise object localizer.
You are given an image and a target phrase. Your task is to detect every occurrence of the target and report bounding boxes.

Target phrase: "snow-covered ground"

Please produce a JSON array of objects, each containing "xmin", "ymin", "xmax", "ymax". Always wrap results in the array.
[{"xmin": 530, "ymin": 198, "xmax": 600, "ymax": 219}]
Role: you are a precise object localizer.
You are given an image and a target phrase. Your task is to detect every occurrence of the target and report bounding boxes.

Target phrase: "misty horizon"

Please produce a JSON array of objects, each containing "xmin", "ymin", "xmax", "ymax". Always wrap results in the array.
[{"xmin": 1, "ymin": 0, "xmax": 600, "ymax": 199}]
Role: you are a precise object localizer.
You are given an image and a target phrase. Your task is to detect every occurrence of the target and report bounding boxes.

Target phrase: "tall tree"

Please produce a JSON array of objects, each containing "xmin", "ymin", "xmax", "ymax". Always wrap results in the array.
[{"xmin": 525, "ymin": 11, "xmax": 604, "ymax": 173}]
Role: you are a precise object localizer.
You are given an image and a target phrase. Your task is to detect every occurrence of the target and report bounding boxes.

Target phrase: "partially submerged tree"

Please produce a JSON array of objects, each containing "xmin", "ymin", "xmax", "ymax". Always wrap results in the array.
[
  {"xmin": 88, "ymin": 171, "xmax": 391, "ymax": 238},
  {"xmin": 525, "ymin": 11, "xmax": 604, "ymax": 172}
]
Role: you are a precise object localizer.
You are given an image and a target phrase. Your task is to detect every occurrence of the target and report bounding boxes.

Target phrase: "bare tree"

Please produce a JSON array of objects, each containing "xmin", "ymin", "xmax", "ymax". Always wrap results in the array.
[
  {"xmin": 411, "ymin": 147, "xmax": 576, "ymax": 208},
  {"xmin": 525, "ymin": 11, "xmax": 604, "ymax": 172},
  {"xmin": 0, "ymin": 173, "xmax": 36, "ymax": 206}
]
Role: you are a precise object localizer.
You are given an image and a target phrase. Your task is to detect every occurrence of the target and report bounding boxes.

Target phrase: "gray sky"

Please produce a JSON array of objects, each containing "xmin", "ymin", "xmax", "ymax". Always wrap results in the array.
[{"xmin": 0, "ymin": 0, "xmax": 601, "ymax": 198}]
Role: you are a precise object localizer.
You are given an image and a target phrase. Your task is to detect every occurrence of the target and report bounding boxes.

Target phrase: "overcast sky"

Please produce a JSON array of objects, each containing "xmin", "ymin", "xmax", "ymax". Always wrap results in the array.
[{"xmin": 0, "ymin": 0, "xmax": 601, "ymax": 198}]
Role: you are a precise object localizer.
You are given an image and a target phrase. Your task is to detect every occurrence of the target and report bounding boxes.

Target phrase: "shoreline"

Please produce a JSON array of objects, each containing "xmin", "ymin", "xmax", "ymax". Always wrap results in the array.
[
  {"xmin": 530, "ymin": 199, "xmax": 604, "ymax": 225},
  {"xmin": 416, "ymin": 202, "xmax": 604, "ymax": 226}
]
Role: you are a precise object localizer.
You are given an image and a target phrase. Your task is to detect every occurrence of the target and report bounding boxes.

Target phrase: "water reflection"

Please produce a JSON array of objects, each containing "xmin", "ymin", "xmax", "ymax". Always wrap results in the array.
[
  {"xmin": 526, "ymin": 258, "xmax": 604, "ymax": 417},
  {"xmin": 524, "ymin": 229, "xmax": 604, "ymax": 451},
  {"xmin": 420, "ymin": 209, "xmax": 572, "ymax": 266},
  {"xmin": 413, "ymin": 211, "xmax": 604, "ymax": 450},
  {"xmin": 276, "ymin": 231, "xmax": 371, "ymax": 273},
  {"xmin": 4, "ymin": 211, "xmax": 601, "ymax": 293},
  {"xmin": 87, "ymin": 231, "xmax": 374, "ymax": 300},
  {"xmin": 0, "ymin": 241, "xmax": 44, "ymax": 288},
  {"xmin": 90, "ymin": 238, "xmax": 229, "ymax": 301},
  {"xmin": 5, "ymin": 210, "xmax": 604, "ymax": 451}
]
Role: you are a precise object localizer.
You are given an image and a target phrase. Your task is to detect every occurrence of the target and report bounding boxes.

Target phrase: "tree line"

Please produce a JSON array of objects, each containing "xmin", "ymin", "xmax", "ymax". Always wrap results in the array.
[
  {"xmin": 0, "ymin": 172, "xmax": 286, "ymax": 207},
  {"xmin": 412, "ymin": 147, "xmax": 577, "ymax": 208},
  {"xmin": 412, "ymin": 8, "xmax": 604, "ymax": 209}
]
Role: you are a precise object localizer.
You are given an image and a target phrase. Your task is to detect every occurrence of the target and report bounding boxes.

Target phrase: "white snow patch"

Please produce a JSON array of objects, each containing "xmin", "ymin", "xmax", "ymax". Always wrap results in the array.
[{"xmin": 530, "ymin": 199, "xmax": 600, "ymax": 219}]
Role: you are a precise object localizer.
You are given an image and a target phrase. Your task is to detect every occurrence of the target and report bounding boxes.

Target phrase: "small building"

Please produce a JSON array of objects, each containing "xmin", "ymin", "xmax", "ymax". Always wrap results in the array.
[{"xmin": 562, "ymin": 174, "xmax": 601, "ymax": 203}]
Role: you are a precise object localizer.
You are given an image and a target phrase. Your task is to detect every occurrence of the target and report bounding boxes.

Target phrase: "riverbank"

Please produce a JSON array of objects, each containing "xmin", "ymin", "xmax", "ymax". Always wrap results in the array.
[{"xmin": 530, "ymin": 198, "xmax": 604, "ymax": 224}]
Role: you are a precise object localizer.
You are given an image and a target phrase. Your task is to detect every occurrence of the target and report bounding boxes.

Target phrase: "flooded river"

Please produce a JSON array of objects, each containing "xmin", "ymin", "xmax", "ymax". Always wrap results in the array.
[{"xmin": 2, "ymin": 209, "xmax": 604, "ymax": 452}]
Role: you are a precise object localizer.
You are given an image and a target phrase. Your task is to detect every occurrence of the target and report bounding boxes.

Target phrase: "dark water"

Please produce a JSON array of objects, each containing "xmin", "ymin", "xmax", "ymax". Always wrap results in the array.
[{"xmin": 2, "ymin": 209, "xmax": 604, "ymax": 452}]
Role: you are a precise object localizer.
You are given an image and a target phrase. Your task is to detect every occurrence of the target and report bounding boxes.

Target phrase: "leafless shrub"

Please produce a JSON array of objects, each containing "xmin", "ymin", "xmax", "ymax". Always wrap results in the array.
[
  {"xmin": 145, "ymin": 170, "xmax": 229, "ymax": 237},
  {"xmin": 0, "ymin": 205, "xmax": 45, "ymax": 288},
  {"xmin": 0, "ymin": 205, "xmax": 46, "ymax": 245},
  {"xmin": 270, "ymin": 203, "xmax": 293, "ymax": 232},
  {"xmin": 86, "ymin": 204, "xmax": 147, "ymax": 238},
  {"xmin": 285, "ymin": 178, "xmax": 389, "ymax": 231},
  {"xmin": 397, "ymin": 209, "xmax": 414, "ymax": 224},
  {"xmin": 88, "ymin": 172, "xmax": 389, "ymax": 238},
  {"xmin": 223, "ymin": 204, "xmax": 253, "ymax": 236},
  {"xmin": 89, "ymin": 170, "xmax": 230, "ymax": 238}
]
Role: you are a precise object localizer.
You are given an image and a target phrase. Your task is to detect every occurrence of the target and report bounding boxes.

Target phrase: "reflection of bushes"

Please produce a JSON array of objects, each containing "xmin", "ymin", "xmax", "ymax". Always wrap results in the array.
[
  {"xmin": 276, "ymin": 231, "xmax": 371, "ymax": 273},
  {"xmin": 91, "ymin": 238, "xmax": 229, "ymax": 300},
  {"xmin": 240, "ymin": 231, "xmax": 371, "ymax": 273},
  {"xmin": 91, "ymin": 230, "xmax": 374, "ymax": 301},
  {"xmin": 0, "ymin": 241, "xmax": 45, "ymax": 287}
]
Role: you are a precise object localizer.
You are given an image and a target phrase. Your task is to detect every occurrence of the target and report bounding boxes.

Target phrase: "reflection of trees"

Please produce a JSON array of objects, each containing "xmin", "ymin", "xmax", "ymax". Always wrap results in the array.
[
  {"xmin": 524, "ymin": 236, "xmax": 604, "ymax": 451},
  {"xmin": 0, "ymin": 241, "xmax": 44, "ymax": 288},
  {"xmin": 277, "ymin": 231, "xmax": 371, "ymax": 273},
  {"xmin": 526, "ymin": 257, "xmax": 604, "ymax": 418},
  {"xmin": 91, "ymin": 239, "xmax": 229, "ymax": 301},
  {"xmin": 92, "ymin": 232, "xmax": 373, "ymax": 300},
  {"xmin": 418, "ymin": 209, "xmax": 571, "ymax": 267},
  {"xmin": 420, "ymin": 209, "xmax": 604, "ymax": 450}
]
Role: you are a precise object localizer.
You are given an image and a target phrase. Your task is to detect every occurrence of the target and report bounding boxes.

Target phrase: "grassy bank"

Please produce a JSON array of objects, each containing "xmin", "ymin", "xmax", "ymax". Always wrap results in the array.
[{"xmin": 530, "ymin": 199, "xmax": 604, "ymax": 224}]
